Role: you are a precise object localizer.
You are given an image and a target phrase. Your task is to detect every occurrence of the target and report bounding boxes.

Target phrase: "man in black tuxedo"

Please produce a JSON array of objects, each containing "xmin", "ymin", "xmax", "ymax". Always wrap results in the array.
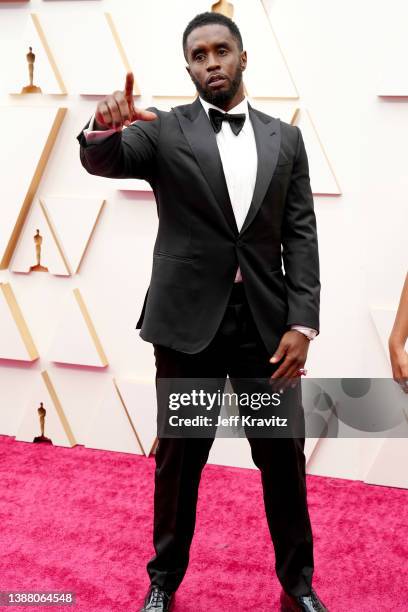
[{"xmin": 77, "ymin": 11, "xmax": 327, "ymax": 612}]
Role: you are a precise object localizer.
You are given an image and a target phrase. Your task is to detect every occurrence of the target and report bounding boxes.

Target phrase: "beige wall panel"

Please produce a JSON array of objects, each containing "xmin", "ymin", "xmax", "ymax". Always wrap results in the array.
[
  {"xmin": 47, "ymin": 288, "xmax": 108, "ymax": 367},
  {"xmin": 364, "ymin": 438, "xmax": 408, "ymax": 488},
  {"xmin": 83, "ymin": 378, "xmax": 144, "ymax": 455},
  {"xmin": 36, "ymin": 12, "xmax": 139, "ymax": 96},
  {"xmin": 0, "ymin": 106, "xmax": 66, "ymax": 269},
  {"xmin": 10, "ymin": 199, "xmax": 69, "ymax": 275},
  {"xmin": 15, "ymin": 370, "xmax": 76, "ymax": 447},
  {"xmin": 7, "ymin": 14, "xmax": 66, "ymax": 95},
  {"xmin": 292, "ymin": 108, "xmax": 341, "ymax": 195},
  {"xmin": 377, "ymin": 19, "xmax": 408, "ymax": 97},
  {"xmin": 0, "ymin": 282, "xmax": 39, "ymax": 361},
  {"xmin": 234, "ymin": 0, "xmax": 298, "ymax": 98},
  {"xmin": 115, "ymin": 378, "xmax": 157, "ymax": 456},
  {"xmin": 40, "ymin": 196, "xmax": 105, "ymax": 275},
  {"xmin": 370, "ymin": 307, "xmax": 399, "ymax": 360}
]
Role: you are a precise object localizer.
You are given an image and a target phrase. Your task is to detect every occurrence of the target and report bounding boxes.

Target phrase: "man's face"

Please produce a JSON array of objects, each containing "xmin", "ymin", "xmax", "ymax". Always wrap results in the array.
[{"xmin": 185, "ymin": 24, "xmax": 246, "ymax": 108}]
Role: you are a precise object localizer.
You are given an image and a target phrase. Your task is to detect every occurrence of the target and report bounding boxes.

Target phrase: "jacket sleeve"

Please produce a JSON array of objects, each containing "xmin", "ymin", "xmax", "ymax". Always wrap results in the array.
[
  {"xmin": 76, "ymin": 106, "xmax": 161, "ymax": 184},
  {"xmin": 281, "ymin": 125, "xmax": 321, "ymax": 334}
]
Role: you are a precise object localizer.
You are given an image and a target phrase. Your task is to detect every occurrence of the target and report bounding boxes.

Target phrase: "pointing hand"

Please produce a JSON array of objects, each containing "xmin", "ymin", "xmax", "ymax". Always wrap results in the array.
[{"xmin": 94, "ymin": 72, "xmax": 157, "ymax": 130}]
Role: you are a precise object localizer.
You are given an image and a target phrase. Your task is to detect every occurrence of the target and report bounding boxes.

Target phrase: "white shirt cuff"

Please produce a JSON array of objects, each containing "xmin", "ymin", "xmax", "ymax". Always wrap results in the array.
[
  {"xmin": 83, "ymin": 113, "xmax": 119, "ymax": 143},
  {"xmin": 290, "ymin": 325, "xmax": 318, "ymax": 340}
]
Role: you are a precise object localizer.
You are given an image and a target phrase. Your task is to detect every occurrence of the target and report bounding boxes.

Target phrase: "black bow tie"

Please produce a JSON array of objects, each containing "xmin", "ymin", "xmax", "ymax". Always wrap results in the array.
[{"xmin": 208, "ymin": 107, "xmax": 246, "ymax": 136}]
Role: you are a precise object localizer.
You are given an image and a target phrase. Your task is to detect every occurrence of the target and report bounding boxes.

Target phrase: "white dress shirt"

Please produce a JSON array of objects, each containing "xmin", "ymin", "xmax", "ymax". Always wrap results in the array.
[
  {"xmin": 199, "ymin": 96, "xmax": 256, "ymax": 284},
  {"xmin": 83, "ymin": 100, "xmax": 317, "ymax": 340}
]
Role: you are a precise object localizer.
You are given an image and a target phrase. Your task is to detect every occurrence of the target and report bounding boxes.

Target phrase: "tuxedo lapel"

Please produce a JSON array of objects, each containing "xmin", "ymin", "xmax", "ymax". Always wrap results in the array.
[
  {"xmin": 173, "ymin": 97, "xmax": 281, "ymax": 237},
  {"xmin": 240, "ymin": 103, "xmax": 281, "ymax": 235},
  {"xmin": 174, "ymin": 97, "xmax": 238, "ymax": 235}
]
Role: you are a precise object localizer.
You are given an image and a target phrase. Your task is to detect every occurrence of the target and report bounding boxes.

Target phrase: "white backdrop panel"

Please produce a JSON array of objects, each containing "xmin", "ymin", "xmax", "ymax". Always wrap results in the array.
[
  {"xmin": 37, "ymin": 12, "xmax": 129, "ymax": 96},
  {"xmin": 0, "ymin": 106, "xmax": 63, "ymax": 267},
  {"xmin": 6, "ymin": 14, "xmax": 62, "ymax": 95}
]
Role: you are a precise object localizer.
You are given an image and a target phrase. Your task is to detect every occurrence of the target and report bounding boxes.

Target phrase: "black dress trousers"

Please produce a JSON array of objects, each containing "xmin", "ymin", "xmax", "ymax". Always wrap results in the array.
[{"xmin": 146, "ymin": 283, "xmax": 314, "ymax": 597}]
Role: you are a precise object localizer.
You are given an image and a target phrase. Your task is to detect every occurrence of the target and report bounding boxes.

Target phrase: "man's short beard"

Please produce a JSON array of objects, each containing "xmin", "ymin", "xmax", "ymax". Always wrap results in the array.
[{"xmin": 191, "ymin": 64, "xmax": 243, "ymax": 108}]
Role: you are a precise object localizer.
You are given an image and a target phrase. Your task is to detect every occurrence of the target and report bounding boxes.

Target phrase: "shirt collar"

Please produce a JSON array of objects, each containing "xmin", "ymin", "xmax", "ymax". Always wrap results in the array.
[{"xmin": 199, "ymin": 95, "xmax": 249, "ymax": 118}]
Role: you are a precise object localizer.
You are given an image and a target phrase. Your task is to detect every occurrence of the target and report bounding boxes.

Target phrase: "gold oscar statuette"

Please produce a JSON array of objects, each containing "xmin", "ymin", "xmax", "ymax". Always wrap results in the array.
[
  {"xmin": 211, "ymin": 0, "xmax": 234, "ymax": 18},
  {"xmin": 33, "ymin": 402, "xmax": 52, "ymax": 444},
  {"xmin": 29, "ymin": 229, "xmax": 49, "ymax": 272},
  {"xmin": 21, "ymin": 46, "xmax": 42, "ymax": 94}
]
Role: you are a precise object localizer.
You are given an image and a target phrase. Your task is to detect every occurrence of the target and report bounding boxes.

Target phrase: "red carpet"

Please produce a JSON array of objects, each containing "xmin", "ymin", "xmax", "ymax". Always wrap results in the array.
[{"xmin": 0, "ymin": 434, "xmax": 406, "ymax": 611}]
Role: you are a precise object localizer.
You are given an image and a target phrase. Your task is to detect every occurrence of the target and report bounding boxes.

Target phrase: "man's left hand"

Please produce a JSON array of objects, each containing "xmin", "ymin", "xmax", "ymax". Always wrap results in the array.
[{"xmin": 269, "ymin": 330, "xmax": 310, "ymax": 390}]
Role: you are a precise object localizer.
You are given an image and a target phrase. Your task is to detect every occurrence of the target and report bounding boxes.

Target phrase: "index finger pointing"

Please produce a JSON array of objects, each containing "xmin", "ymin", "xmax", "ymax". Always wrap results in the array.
[{"xmin": 124, "ymin": 72, "xmax": 134, "ymax": 99}]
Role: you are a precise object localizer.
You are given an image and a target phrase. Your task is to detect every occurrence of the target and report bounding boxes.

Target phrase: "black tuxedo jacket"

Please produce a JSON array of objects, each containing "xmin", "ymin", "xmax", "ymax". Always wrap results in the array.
[{"xmin": 77, "ymin": 97, "xmax": 320, "ymax": 354}]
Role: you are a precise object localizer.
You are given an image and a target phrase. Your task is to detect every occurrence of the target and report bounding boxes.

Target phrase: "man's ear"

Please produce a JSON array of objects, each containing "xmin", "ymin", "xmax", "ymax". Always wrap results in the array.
[
  {"xmin": 185, "ymin": 65, "xmax": 191, "ymax": 78},
  {"xmin": 240, "ymin": 50, "xmax": 247, "ymax": 72}
]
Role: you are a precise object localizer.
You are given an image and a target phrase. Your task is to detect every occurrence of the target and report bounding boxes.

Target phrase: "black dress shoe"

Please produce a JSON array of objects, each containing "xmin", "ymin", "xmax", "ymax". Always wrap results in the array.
[
  {"xmin": 280, "ymin": 587, "xmax": 328, "ymax": 611},
  {"xmin": 140, "ymin": 585, "xmax": 175, "ymax": 611}
]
